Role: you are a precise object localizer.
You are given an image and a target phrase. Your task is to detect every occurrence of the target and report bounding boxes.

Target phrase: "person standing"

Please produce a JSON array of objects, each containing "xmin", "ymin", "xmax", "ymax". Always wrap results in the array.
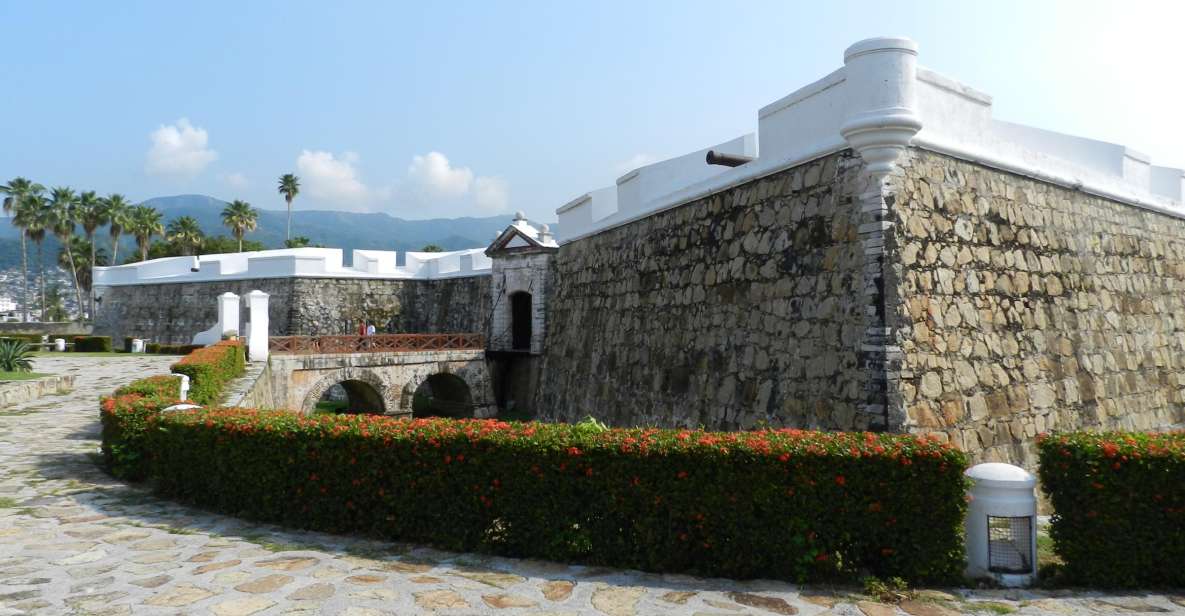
[{"xmin": 366, "ymin": 323, "xmax": 376, "ymax": 336}]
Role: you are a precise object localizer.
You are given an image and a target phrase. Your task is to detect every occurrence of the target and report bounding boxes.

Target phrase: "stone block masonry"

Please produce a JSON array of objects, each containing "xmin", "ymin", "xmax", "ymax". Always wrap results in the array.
[
  {"xmin": 95, "ymin": 276, "xmax": 490, "ymax": 344},
  {"xmin": 541, "ymin": 146, "xmax": 1185, "ymax": 468},
  {"xmin": 540, "ymin": 152, "xmax": 879, "ymax": 431},
  {"xmin": 890, "ymin": 149, "xmax": 1185, "ymax": 467}
]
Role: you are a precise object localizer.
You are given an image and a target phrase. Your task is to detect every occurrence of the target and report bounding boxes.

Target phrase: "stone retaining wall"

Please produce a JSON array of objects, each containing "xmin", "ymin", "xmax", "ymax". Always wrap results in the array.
[
  {"xmin": 95, "ymin": 276, "xmax": 490, "ymax": 344},
  {"xmin": 890, "ymin": 149, "xmax": 1185, "ymax": 467},
  {"xmin": 540, "ymin": 151, "xmax": 878, "ymax": 431},
  {"xmin": 0, "ymin": 374, "xmax": 75, "ymax": 408}
]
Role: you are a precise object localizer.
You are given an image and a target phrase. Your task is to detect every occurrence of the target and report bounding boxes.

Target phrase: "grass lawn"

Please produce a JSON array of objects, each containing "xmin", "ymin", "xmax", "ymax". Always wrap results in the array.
[
  {"xmin": 313, "ymin": 400, "xmax": 349, "ymax": 415},
  {"xmin": 0, "ymin": 371, "xmax": 49, "ymax": 381}
]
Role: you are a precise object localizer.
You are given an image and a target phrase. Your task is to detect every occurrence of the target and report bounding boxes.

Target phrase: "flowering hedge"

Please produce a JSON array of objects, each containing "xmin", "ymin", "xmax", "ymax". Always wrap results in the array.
[
  {"xmin": 1038, "ymin": 431, "xmax": 1185, "ymax": 587},
  {"xmin": 170, "ymin": 340, "xmax": 245, "ymax": 405},
  {"xmin": 139, "ymin": 409, "xmax": 968, "ymax": 583},
  {"xmin": 101, "ymin": 341, "xmax": 244, "ymax": 479},
  {"xmin": 100, "ymin": 375, "xmax": 182, "ymax": 480}
]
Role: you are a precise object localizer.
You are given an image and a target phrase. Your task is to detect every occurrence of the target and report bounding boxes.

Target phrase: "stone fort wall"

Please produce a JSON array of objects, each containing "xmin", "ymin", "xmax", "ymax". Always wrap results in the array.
[
  {"xmin": 540, "ymin": 151, "xmax": 880, "ymax": 431},
  {"xmin": 540, "ymin": 147, "xmax": 1185, "ymax": 468},
  {"xmin": 890, "ymin": 149, "xmax": 1185, "ymax": 467},
  {"xmin": 94, "ymin": 276, "xmax": 490, "ymax": 344}
]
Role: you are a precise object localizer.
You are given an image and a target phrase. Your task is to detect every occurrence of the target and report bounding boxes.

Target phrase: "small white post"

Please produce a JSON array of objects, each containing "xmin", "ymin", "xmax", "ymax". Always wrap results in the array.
[
  {"xmin": 177, "ymin": 373, "xmax": 190, "ymax": 401},
  {"xmin": 54, "ymin": 338, "xmax": 65, "ymax": 352},
  {"xmin": 131, "ymin": 338, "xmax": 145, "ymax": 353},
  {"xmin": 246, "ymin": 290, "xmax": 269, "ymax": 362},
  {"xmin": 217, "ymin": 292, "xmax": 240, "ymax": 338}
]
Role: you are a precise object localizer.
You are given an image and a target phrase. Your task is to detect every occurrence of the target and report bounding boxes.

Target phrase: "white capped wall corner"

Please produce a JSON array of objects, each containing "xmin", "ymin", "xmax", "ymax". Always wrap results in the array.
[{"xmin": 555, "ymin": 35, "xmax": 1185, "ymax": 244}]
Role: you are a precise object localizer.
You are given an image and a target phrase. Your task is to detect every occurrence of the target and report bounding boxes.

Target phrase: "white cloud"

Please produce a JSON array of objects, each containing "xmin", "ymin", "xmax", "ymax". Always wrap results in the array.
[
  {"xmin": 296, "ymin": 150, "xmax": 372, "ymax": 204},
  {"xmin": 220, "ymin": 172, "xmax": 249, "ymax": 189},
  {"xmin": 406, "ymin": 151, "xmax": 474, "ymax": 198},
  {"xmin": 614, "ymin": 153, "xmax": 659, "ymax": 176},
  {"xmin": 145, "ymin": 118, "xmax": 218, "ymax": 177},
  {"xmin": 474, "ymin": 176, "xmax": 510, "ymax": 212}
]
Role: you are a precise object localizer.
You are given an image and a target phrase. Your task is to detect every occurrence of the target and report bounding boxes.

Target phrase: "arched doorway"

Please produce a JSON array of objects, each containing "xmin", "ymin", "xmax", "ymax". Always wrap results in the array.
[
  {"xmin": 315, "ymin": 379, "xmax": 386, "ymax": 415},
  {"xmin": 412, "ymin": 373, "xmax": 473, "ymax": 418},
  {"xmin": 510, "ymin": 291, "xmax": 532, "ymax": 351}
]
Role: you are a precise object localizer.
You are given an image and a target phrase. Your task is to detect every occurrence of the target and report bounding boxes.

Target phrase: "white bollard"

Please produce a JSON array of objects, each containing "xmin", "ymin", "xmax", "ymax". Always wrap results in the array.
[
  {"xmin": 54, "ymin": 338, "xmax": 65, "ymax": 352},
  {"xmin": 964, "ymin": 463, "xmax": 1038, "ymax": 587},
  {"xmin": 177, "ymin": 373, "xmax": 190, "ymax": 401},
  {"xmin": 131, "ymin": 339, "xmax": 145, "ymax": 353},
  {"xmin": 246, "ymin": 290, "xmax": 269, "ymax": 362}
]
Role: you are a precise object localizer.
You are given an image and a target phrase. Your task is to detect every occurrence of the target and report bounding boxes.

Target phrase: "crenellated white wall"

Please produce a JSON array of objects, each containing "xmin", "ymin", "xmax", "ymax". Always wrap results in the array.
[
  {"xmin": 555, "ymin": 36, "xmax": 1185, "ymax": 243},
  {"xmin": 93, "ymin": 246, "xmax": 492, "ymax": 287},
  {"xmin": 556, "ymin": 135, "xmax": 756, "ymax": 242}
]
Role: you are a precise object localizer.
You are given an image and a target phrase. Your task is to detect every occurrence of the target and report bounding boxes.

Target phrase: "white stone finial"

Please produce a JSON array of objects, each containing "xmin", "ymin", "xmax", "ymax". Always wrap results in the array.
[
  {"xmin": 514, "ymin": 210, "xmax": 527, "ymax": 221},
  {"xmin": 840, "ymin": 37, "xmax": 923, "ymax": 176}
]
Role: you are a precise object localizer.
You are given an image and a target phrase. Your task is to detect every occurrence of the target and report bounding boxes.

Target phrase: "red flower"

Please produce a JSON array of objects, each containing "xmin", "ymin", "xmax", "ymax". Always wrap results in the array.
[
  {"xmin": 835, "ymin": 475, "xmax": 846, "ymax": 486},
  {"xmin": 677, "ymin": 471, "xmax": 688, "ymax": 479}
]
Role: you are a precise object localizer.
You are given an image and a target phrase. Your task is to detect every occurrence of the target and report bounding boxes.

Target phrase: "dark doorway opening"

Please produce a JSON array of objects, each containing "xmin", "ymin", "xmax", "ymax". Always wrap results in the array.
[
  {"xmin": 412, "ymin": 373, "xmax": 473, "ymax": 418},
  {"xmin": 510, "ymin": 291, "xmax": 532, "ymax": 351},
  {"xmin": 315, "ymin": 380, "xmax": 385, "ymax": 414}
]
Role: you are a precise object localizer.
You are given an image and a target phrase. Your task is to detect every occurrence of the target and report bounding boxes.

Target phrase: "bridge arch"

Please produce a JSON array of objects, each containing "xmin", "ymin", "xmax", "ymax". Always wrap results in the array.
[
  {"xmin": 301, "ymin": 368, "xmax": 394, "ymax": 416},
  {"xmin": 398, "ymin": 364, "xmax": 490, "ymax": 418}
]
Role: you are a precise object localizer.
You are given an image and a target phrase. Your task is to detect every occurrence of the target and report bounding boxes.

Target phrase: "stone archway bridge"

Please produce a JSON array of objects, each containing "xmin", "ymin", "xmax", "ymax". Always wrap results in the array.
[{"xmin": 224, "ymin": 333, "xmax": 496, "ymax": 417}]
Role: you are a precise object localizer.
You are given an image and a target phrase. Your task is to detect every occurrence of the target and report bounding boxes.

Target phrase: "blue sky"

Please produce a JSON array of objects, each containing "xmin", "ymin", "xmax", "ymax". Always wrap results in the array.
[{"xmin": 2, "ymin": 0, "xmax": 1182, "ymax": 222}]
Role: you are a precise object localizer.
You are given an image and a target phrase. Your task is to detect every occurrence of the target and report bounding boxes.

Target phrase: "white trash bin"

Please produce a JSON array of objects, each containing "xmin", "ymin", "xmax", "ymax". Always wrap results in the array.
[
  {"xmin": 964, "ymin": 463, "xmax": 1038, "ymax": 587},
  {"xmin": 54, "ymin": 338, "xmax": 66, "ymax": 352},
  {"xmin": 131, "ymin": 339, "xmax": 145, "ymax": 353}
]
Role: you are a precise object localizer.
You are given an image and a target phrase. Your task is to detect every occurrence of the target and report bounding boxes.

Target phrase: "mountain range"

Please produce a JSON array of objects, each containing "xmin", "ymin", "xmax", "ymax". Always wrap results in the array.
[{"xmin": 0, "ymin": 194, "xmax": 554, "ymax": 272}]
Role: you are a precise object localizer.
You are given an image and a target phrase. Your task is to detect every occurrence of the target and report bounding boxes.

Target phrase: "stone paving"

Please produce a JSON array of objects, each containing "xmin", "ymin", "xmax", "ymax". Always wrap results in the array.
[{"xmin": 2, "ymin": 356, "xmax": 1184, "ymax": 615}]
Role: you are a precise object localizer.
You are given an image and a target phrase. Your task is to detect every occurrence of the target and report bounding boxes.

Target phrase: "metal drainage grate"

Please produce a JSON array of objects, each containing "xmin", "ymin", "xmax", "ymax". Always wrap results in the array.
[{"xmin": 987, "ymin": 515, "xmax": 1033, "ymax": 574}]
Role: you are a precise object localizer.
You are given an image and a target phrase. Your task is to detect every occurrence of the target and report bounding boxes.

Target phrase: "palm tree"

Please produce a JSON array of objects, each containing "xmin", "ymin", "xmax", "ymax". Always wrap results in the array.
[
  {"xmin": 102, "ymin": 194, "xmax": 132, "ymax": 264},
  {"xmin": 75, "ymin": 190, "xmax": 107, "ymax": 316},
  {"xmin": 19, "ymin": 195, "xmax": 48, "ymax": 321},
  {"xmin": 46, "ymin": 187, "xmax": 85, "ymax": 318},
  {"xmin": 1, "ymin": 177, "xmax": 44, "ymax": 321},
  {"xmin": 221, "ymin": 200, "xmax": 258, "ymax": 252},
  {"xmin": 277, "ymin": 174, "xmax": 300, "ymax": 242},
  {"xmin": 58, "ymin": 236, "xmax": 108, "ymax": 295},
  {"xmin": 129, "ymin": 205, "xmax": 164, "ymax": 262},
  {"xmin": 166, "ymin": 216, "xmax": 204, "ymax": 256}
]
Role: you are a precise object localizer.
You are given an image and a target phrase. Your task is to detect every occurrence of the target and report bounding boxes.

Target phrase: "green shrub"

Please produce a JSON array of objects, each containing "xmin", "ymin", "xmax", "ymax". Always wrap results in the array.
[
  {"xmin": 153, "ymin": 343, "xmax": 204, "ymax": 355},
  {"xmin": 73, "ymin": 336, "xmax": 113, "ymax": 352},
  {"xmin": 146, "ymin": 342, "xmax": 160, "ymax": 354},
  {"xmin": 138, "ymin": 410, "xmax": 967, "ymax": 583},
  {"xmin": 100, "ymin": 375, "xmax": 181, "ymax": 480},
  {"xmin": 0, "ymin": 340, "xmax": 34, "ymax": 372},
  {"xmin": 169, "ymin": 340, "xmax": 245, "ymax": 405},
  {"xmin": 1038, "ymin": 431, "xmax": 1185, "ymax": 587},
  {"xmin": 0, "ymin": 333, "xmax": 45, "ymax": 344},
  {"xmin": 123, "ymin": 337, "xmax": 134, "ymax": 352}
]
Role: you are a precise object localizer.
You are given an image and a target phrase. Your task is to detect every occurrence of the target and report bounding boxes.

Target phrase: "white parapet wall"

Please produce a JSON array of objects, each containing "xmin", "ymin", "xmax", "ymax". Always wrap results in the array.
[
  {"xmin": 93, "ymin": 246, "xmax": 492, "ymax": 287},
  {"xmin": 556, "ymin": 36, "xmax": 1185, "ymax": 243}
]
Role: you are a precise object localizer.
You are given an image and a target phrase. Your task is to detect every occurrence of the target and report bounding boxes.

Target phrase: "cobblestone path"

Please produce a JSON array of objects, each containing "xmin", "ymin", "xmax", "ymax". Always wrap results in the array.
[{"xmin": 2, "ymin": 356, "xmax": 1183, "ymax": 615}]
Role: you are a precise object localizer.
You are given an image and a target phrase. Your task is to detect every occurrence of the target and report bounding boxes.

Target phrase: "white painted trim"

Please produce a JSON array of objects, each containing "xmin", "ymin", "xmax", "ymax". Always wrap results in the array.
[
  {"xmin": 94, "ymin": 247, "xmax": 493, "ymax": 287},
  {"xmin": 758, "ymin": 68, "xmax": 847, "ymax": 120},
  {"xmin": 558, "ymin": 141, "xmax": 847, "ymax": 244},
  {"xmin": 913, "ymin": 136, "xmax": 1185, "ymax": 219}
]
